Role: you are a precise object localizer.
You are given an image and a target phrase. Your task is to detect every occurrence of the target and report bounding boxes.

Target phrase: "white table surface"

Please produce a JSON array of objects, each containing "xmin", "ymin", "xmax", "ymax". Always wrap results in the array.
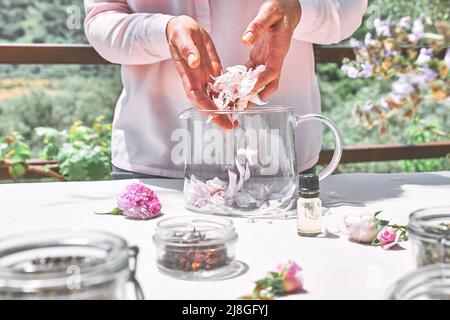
[{"xmin": 1, "ymin": 171, "xmax": 449, "ymax": 300}]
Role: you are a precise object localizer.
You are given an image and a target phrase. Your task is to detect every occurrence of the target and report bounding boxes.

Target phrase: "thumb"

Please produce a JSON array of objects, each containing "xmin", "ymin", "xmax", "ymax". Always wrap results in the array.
[
  {"xmin": 242, "ymin": 3, "xmax": 283, "ymax": 45},
  {"xmin": 173, "ymin": 33, "xmax": 201, "ymax": 68}
]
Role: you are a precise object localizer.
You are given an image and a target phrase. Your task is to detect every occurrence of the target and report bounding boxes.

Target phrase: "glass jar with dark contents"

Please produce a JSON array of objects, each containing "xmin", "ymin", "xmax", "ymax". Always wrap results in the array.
[
  {"xmin": 409, "ymin": 206, "xmax": 450, "ymax": 267},
  {"xmin": 153, "ymin": 216, "xmax": 238, "ymax": 280},
  {"xmin": 0, "ymin": 230, "xmax": 144, "ymax": 300}
]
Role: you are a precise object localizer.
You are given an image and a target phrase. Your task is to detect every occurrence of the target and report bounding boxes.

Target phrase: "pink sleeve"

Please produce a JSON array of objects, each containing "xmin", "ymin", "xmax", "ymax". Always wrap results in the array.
[
  {"xmin": 84, "ymin": 0, "xmax": 174, "ymax": 65},
  {"xmin": 294, "ymin": 0, "xmax": 367, "ymax": 45}
]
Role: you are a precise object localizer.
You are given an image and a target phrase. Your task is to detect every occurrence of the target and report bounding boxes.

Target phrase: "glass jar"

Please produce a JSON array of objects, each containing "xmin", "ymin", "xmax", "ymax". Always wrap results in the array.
[
  {"xmin": 388, "ymin": 264, "xmax": 450, "ymax": 300},
  {"xmin": 0, "ymin": 230, "xmax": 144, "ymax": 300},
  {"xmin": 153, "ymin": 216, "xmax": 238, "ymax": 280},
  {"xmin": 179, "ymin": 106, "xmax": 342, "ymax": 217},
  {"xmin": 409, "ymin": 206, "xmax": 450, "ymax": 267}
]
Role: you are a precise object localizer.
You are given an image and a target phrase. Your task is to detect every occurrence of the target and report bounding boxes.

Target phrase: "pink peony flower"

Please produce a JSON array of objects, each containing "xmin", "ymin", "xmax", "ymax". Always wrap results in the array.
[
  {"xmin": 117, "ymin": 183, "xmax": 162, "ymax": 220},
  {"xmin": 344, "ymin": 213, "xmax": 378, "ymax": 243},
  {"xmin": 377, "ymin": 226, "xmax": 400, "ymax": 250},
  {"xmin": 276, "ymin": 261, "xmax": 303, "ymax": 294}
]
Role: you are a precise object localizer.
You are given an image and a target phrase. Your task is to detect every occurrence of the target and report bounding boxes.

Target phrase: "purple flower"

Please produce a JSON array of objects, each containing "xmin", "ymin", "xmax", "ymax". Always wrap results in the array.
[
  {"xmin": 388, "ymin": 93, "xmax": 405, "ymax": 104},
  {"xmin": 407, "ymin": 72, "xmax": 428, "ymax": 89},
  {"xmin": 364, "ymin": 33, "xmax": 376, "ymax": 46},
  {"xmin": 397, "ymin": 16, "xmax": 411, "ymax": 30},
  {"xmin": 381, "ymin": 99, "xmax": 389, "ymax": 109},
  {"xmin": 392, "ymin": 79, "xmax": 415, "ymax": 96},
  {"xmin": 409, "ymin": 16, "xmax": 425, "ymax": 42},
  {"xmin": 392, "ymin": 72, "xmax": 428, "ymax": 95},
  {"xmin": 424, "ymin": 69, "xmax": 438, "ymax": 81},
  {"xmin": 117, "ymin": 183, "xmax": 162, "ymax": 220},
  {"xmin": 363, "ymin": 101, "xmax": 374, "ymax": 112},
  {"xmin": 359, "ymin": 62, "xmax": 374, "ymax": 78},
  {"xmin": 341, "ymin": 65, "xmax": 359, "ymax": 79},
  {"xmin": 373, "ymin": 18, "xmax": 391, "ymax": 37},
  {"xmin": 349, "ymin": 38, "xmax": 363, "ymax": 49},
  {"xmin": 416, "ymin": 48, "xmax": 433, "ymax": 66}
]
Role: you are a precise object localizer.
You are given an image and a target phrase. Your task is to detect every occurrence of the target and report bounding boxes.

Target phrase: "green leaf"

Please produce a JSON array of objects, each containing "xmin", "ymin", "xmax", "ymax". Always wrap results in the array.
[
  {"xmin": 255, "ymin": 279, "xmax": 269, "ymax": 286},
  {"xmin": 271, "ymin": 278, "xmax": 285, "ymax": 296},
  {"xmin": 374, "ymin": 211, "xmax": 391, "ymax": 231},
  {"xmin": 3, "ymin": 115, "xmax": 112, "ymax": 182},
  {"xmin": 270, "ymin": 272, "xmax": 280, "ymax": 278},
  {"xmin": 8, "ymin": 163, "xmax": 26, "ymax": 180},
  {"xmin": 373, "ymin": 211, "xmax": 382, "ymax": 218},
  {"xmin": 371, "ymin": 238, "xmax": 381, "ymax": 246}
]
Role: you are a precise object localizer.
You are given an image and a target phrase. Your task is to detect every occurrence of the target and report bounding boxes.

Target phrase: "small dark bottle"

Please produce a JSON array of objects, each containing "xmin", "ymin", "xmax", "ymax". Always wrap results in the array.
[{"xmin": 297, "ymin": 173, "xmax": 322, "ymax": 237}]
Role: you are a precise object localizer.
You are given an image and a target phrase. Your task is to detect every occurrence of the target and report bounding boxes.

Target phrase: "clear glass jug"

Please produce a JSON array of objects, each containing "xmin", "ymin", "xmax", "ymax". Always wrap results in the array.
[{"xmin": 178, "ymin": 106, "xmax": 342, "ymax": 217}]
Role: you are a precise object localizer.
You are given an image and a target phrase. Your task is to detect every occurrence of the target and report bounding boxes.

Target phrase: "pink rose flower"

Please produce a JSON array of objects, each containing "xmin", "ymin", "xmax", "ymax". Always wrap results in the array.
[
  {"xmin": 276, "ymin": 261, "xmax": 303, "ymax": 294},
  {"xmin": 344, "ymin": 213, "xmax": 378, "ymax": 243},
  {"xmin": 377, "ymin": 226, "xmax": 400, "ymax": 250},
  {"xmin": 117, "ymin": 183, "xmax": 162, "ymax": 220}
]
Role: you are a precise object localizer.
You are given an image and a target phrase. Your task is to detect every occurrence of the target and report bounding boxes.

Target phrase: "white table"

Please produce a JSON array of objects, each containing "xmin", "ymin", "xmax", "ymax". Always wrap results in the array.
[{"xmin": 1, "ymin": 172, "xmax": 449, "ymax": 299}]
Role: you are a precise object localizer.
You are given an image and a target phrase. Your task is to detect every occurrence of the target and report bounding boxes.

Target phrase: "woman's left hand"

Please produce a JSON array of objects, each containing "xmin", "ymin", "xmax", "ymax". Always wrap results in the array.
[{"xmin": 242, "ymin": 0, "xmax": 301, "ymax": 100}]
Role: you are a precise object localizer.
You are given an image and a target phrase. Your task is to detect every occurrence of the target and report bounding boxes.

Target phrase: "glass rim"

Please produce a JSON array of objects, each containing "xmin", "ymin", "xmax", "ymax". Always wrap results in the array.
[
  {"xmin": 0, "ymin": 229, "xmax": 130, "ymax": 291},
  {"xmin": 181, "ymin": 105, "xmax": 295, "ymax": 115},
  {"xmin": 387, "ymin": 263, "xmax": 450, "ymax": 300},
  {"xmin": 153, "ymin": 215, "xmax": 237, "ymax": 247},
  {"xmin": 409, "ymin": 206, "xmax": 450, "ymax": 241}
]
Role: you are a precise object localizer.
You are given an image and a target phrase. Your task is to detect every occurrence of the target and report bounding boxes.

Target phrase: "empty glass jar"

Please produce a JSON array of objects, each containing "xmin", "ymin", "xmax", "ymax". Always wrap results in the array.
[
  {"xmin": 0, "ymin": 230, "xmax": 144, "ymax": 300},
  {"xmin": 179, "ymin": 106, "xmax": 342, "ymax": 217},
  {"xmin": 388, "ymin": 264, "xmax": 450, "ymax": 300},
  {"xmin": 153, "ymin": 216, "xmax": 238, "ymax": 280},
  {"xmin": 409, "ymin": 206, "xmax": 450, "ymax": 267}
]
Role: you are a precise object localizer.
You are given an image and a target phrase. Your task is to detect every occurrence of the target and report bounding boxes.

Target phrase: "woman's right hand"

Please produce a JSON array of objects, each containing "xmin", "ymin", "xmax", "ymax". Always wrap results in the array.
[{"xmin": 167, "ymin": 16, "xmax": 235, "ymax": 129}]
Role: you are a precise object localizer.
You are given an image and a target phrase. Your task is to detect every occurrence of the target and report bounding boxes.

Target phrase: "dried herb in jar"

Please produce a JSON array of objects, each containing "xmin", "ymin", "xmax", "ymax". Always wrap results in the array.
[
  {"xmin": 160, "ymin": 228, "xmax": 231, "ymax": 272},
  {"xmin": 415, "ymin": 223, "xmax": 450, "ymax": 267}
]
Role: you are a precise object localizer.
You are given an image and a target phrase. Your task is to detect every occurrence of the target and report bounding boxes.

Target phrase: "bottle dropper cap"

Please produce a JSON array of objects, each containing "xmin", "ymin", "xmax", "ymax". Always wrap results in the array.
[{"xmin": 299, "ymin": 173, "xmax": 320, "ymax": 198}]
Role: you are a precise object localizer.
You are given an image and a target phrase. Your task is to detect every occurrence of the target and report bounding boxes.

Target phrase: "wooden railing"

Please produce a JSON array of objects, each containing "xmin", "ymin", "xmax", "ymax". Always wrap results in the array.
[
  {"xmin": 319, "ymin": 141, "xmax": 450, "ymax": 164},
  {"xmin": 0, "ymin": 43, "xmax": 448, "ymax": 180},
  {"xmin": 0, "ymin": 43, "xmax": 357, "ymax": 64}
]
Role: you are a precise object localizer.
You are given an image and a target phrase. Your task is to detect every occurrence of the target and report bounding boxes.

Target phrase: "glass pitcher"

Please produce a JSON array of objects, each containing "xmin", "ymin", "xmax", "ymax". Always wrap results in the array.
[{"xmin": 178, "ymin": 106, "xmax": 342, "ymax": 217}]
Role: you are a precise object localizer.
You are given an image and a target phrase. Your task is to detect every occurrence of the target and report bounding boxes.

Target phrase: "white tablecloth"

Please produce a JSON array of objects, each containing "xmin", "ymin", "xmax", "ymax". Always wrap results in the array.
[{"xmin": 1, "ymin": 172, "xmax": 449, "ymax": 299}]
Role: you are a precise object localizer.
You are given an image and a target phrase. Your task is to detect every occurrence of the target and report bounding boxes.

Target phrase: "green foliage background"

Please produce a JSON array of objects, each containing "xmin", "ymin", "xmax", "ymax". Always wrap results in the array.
[
  {"xmin": 0, "ymin": 0, "xmax": 449, "ymax": 179},
  {"xmin": 0, "ymin": 0, "xmax": 121, "ymax": 144}
]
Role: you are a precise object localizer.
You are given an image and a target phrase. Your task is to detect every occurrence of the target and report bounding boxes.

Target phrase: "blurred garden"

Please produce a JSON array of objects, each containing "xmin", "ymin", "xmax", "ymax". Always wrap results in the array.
[{"xmin": 0, "ymin": 0, "xmax": 449, "ymax": 181}]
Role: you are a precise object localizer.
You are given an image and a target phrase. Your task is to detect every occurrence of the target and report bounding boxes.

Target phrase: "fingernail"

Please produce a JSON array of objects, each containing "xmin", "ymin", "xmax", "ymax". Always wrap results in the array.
[
  {"xmin": 187, "ymin": 53, "xmax": 197, "ymax": 67},
  {"xmin": 242, "ymin": 32, "xmax": 255, "ymax": 44}
]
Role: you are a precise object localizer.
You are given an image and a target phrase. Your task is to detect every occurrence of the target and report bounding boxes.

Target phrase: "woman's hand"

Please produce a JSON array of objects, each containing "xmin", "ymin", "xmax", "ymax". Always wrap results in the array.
[
  {"xmin": 167, "ymin": 16, "xmax": 235, "ymax": 129},
  {"xmin": 167, "ymin": 15, "xmax": 221, "ymax": 109},
  {"xmin": 242, "ymin": 0, "xmax": 301, "ymax": 100}
]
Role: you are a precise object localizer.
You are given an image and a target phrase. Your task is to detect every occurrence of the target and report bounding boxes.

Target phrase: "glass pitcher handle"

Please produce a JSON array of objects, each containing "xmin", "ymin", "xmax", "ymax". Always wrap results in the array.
[{"xmin": 296, "ymin": 114, "xmax": 343, "ymax": 181}]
